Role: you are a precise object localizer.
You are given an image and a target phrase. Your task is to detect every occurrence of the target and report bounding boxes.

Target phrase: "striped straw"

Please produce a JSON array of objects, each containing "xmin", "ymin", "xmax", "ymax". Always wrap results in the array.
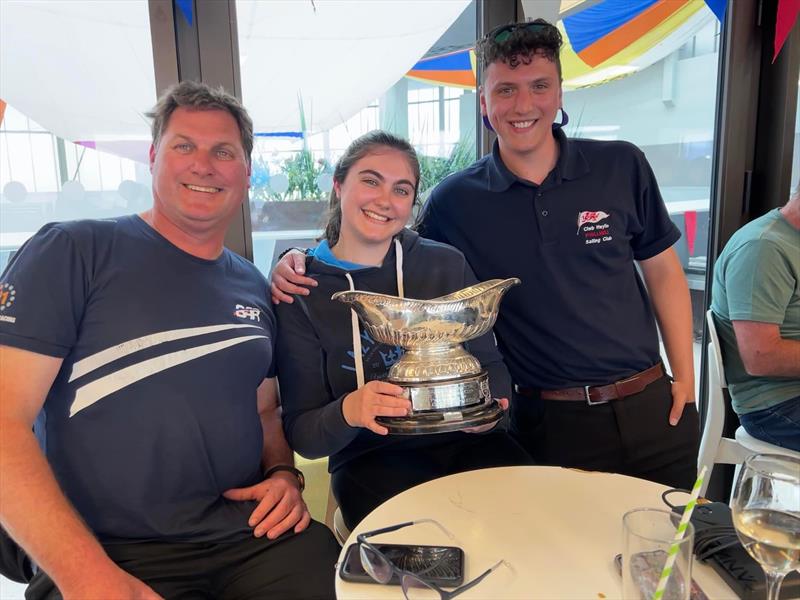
[{"xmin": 653, "ymin": 465, "xmax": 707, "ymax": 600}]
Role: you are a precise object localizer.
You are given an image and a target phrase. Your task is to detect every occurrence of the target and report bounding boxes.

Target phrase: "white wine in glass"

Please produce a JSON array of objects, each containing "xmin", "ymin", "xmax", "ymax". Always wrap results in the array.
[{"xmin": 731, "ymin": 454, "xmax": 800, "ymax": 600}]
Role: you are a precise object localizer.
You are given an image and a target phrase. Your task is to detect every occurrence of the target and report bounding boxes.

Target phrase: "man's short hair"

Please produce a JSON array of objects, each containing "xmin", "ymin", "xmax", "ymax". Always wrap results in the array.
[
  {"xmin": 146, "ymin": 81, "xmax": 254, "ymax": 165},
  {"xmin": 476, "ymin": 19, "xmax": 564, "ymax": 81}
]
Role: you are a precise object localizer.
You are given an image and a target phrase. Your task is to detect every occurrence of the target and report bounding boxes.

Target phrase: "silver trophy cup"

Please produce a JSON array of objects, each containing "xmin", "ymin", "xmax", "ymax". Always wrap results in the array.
[{"xmin": 332, "ymin": 278, "xmax": 520, "ymax": 434}]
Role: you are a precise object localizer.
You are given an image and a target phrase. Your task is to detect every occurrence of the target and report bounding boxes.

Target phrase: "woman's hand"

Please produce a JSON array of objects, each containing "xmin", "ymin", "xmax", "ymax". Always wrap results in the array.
[
  {"xmin": 463, "ymin": 397, "xmax": 509, "ymax": 433},
  {"xmin": 342, "ymin": 381, "xmax": 411, "ymax": 435}
]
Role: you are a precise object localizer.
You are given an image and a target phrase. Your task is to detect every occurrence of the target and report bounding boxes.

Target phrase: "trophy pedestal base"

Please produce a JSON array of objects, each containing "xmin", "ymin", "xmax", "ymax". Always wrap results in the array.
[{"xmin": 376, "ymin": 399, "xmax": 504, "ymax": 435}]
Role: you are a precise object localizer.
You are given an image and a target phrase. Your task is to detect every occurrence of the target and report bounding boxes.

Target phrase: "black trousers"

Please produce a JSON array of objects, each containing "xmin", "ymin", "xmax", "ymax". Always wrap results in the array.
[
  {"xmin": 331, "ymin": 431, "xmax": 533, "ymax": 531},
  {"xmin": 510, "ymin": 374, "xmax": 700, "ymax": 490},
  {"xmin": 26, "ymin": 520, "xmax": 339, "ymax": 600}
]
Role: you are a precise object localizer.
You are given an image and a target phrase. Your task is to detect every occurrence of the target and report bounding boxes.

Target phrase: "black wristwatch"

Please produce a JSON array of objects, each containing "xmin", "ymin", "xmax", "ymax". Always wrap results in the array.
[
  {"xmin": 276, "ymin": 247, "xmax": 309, "ymax": 260},
  {"xmin": 263, "ymin": 464, "xmax": 305, "ymax": 492}
]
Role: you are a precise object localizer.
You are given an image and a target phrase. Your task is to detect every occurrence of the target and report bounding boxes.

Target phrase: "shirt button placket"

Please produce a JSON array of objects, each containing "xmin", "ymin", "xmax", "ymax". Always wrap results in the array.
[{"xmin": 537, "ymin": 190, "xmax": 557, "ymax": 245}]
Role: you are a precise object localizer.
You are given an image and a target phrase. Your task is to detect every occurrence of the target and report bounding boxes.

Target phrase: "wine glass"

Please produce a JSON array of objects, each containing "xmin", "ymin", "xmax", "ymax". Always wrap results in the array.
[{"xmin": 731, "ymin": 453, "xmax": 800, "ymax": 600}]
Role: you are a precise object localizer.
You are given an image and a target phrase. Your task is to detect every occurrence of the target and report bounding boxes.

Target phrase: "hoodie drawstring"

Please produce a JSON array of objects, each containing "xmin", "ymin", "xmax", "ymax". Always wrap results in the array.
[
  {"xmin": 345, "ymin": 237, "xmax": 406, "ymax": 390},
  {"xmin": 394, "ymin": 238, "xmax": 404, "ymax": 298},
  {"xmin": 344, "ymin": 272, "xmax": 365, "ymax": 388}
]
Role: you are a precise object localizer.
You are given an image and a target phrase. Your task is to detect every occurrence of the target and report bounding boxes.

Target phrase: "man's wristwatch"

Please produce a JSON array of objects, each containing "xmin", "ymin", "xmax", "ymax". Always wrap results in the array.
[
  {"xmin": 263, "ymin": 464, "xmax": 305, "ymax": 492},
  {"xmin": 276, "ymin": 247, "xmax": 309, "ymax": 260}
]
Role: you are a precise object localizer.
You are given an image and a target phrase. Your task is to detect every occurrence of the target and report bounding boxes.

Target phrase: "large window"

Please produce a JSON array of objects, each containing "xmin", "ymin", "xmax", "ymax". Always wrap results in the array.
[
  {"xmin": 0, "ymin": 1, "xmax": 156, "ymax": 271},
  {"xmin": 235, "ymin": 0, "xmax": 477, "ymax": 275}
]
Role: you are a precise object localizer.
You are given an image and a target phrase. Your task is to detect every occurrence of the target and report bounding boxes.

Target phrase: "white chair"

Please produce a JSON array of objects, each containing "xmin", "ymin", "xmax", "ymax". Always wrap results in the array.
[
  {"xmin": 324, "ymin": 485, "xmax": 351, "ymax": 545},
  {"xmin": 697, "ymin": 310, "xmax": 800, "ymax": 496}
]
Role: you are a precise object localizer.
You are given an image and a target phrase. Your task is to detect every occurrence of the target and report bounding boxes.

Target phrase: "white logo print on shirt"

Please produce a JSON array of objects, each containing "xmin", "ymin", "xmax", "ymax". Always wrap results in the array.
[{"xmin": 234, "ymin": 304, "xmax": 261, "ymax": 321}]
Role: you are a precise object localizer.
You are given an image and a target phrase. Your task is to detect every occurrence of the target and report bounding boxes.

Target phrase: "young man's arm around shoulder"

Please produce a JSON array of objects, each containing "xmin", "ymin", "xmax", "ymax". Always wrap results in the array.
[{"xmin": 0, "ymin": 345, "xmax": 161, "ymax": 599}]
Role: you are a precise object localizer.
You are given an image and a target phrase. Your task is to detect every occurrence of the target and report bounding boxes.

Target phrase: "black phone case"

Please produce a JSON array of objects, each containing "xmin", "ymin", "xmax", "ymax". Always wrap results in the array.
[{"xmin": 339, "ymin": 543, "xmax": 465, "ymax": 586}]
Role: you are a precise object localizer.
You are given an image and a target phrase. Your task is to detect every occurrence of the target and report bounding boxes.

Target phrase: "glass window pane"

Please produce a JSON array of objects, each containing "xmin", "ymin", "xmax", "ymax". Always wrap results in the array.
[
  {"xmin": 237, "ymin": 0, "xmax": 477, "ymax": 276},
  {"xmin": 0, "ymin": 1, "xmax": 156, "ymax": 271}
]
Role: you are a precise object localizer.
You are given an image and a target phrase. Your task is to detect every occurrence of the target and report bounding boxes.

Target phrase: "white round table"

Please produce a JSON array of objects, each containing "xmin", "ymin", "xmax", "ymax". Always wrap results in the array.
[{"xmin": 335, "ymin": 466, "xmax": 737, "ymax": 599}]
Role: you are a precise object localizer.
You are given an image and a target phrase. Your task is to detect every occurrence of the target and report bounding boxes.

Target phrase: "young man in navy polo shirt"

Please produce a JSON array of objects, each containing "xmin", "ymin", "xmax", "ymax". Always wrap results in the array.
[{"xmin": 270, "ymin": 21, "xmax": 699, "ymax": 489}]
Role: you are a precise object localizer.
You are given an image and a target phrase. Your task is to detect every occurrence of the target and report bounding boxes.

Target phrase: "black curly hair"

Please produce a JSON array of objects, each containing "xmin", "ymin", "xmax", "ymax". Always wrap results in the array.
[{"xmin": 476, "ymin": 18, "xmax": 564, "ymax": 81}]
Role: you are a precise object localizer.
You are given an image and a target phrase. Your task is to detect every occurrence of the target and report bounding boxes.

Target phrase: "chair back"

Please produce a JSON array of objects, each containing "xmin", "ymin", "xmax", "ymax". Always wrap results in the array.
[
  {"xmin": 705, "ymin": 310, "xmax": 727, "ymax": 388},
  {"xmin": 696, "ymin": 310, "xmax": 751, "ymax": 496}
]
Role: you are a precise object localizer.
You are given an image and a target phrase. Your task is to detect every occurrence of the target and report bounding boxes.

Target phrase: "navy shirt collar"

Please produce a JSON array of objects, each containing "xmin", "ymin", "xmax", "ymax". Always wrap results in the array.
[{"xmin": 486, "ymin": 127, "xmax": 590, "ymax": 192}]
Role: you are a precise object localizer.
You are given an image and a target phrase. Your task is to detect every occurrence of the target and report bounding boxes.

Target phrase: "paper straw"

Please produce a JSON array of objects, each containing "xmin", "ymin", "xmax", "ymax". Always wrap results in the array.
[{"xmin": 652, "ymin": 465, "xmax": 707, "ymax": 600}]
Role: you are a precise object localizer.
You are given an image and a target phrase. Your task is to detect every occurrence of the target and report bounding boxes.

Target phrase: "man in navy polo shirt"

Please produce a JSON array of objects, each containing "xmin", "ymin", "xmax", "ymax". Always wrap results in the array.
[
  {"xmin": 0, "ymin": 82, "xmax": 338, "ymax": 598},
  {"xmin": 272, "ymin": 20, "xmax": 699, "ymax": 490},
  {"xmin": 418, "ymin": 20, "xmax": 699, "ymax": 489}
]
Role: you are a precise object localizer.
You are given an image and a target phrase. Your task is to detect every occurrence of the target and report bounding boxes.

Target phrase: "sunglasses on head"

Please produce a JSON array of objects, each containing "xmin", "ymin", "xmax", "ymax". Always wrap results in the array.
[{"xmin": 489, "ymin": 21, "xmax": 555, "ymax": 44}]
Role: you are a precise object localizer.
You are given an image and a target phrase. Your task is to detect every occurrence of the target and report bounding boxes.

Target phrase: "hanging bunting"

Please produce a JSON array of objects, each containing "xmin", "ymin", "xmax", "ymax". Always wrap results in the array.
[{"xmin": 774, "ymin": 0, "xmax": 800, "ymax": 62}]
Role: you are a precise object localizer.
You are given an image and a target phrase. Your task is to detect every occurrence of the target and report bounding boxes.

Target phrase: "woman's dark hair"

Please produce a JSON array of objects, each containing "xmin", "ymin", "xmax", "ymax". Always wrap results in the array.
[
  {"xmin": 476, "ymin": 18, "xmax": 564, "ymax": 80},
  {"xmin": 322, "ymin": 130, "xmax": 420, "ymax": 246}
]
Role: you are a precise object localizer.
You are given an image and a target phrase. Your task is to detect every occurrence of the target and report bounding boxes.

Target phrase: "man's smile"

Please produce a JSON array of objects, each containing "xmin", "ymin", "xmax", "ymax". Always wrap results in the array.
[{"xmin": 183, "ymin": 183, "xmax": 222, "ymax": 193}]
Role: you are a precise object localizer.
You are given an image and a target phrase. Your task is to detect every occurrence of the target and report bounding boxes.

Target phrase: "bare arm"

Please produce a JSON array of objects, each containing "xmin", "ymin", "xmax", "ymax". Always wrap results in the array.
[
  {"xmin": 257, "ymin": 377, "xmax": 296, "ymax": 468},
  {"xmin": 223, "ymin": 378, "xmax": 310, "ymax": 539},
  {"xmin": 639, "ymin": 248, "xmax": 696, "ymax": 425},
  {"xmin": 732, "ymin": 320, "xmax": 800, "ymax": 377},
  {"xmin": 270, "ymin": 250, "xmax": 317, "ymax": 304},
  {"xmin": 0, "ymin": 345, "xmax": 159, "ymax": 599}
]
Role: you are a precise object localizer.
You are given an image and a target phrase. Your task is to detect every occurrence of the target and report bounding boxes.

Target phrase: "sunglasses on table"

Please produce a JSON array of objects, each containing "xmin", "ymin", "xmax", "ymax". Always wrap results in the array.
[{"xmin": 356, "ymin": 518, "xmax": 510, "ymax": 600}]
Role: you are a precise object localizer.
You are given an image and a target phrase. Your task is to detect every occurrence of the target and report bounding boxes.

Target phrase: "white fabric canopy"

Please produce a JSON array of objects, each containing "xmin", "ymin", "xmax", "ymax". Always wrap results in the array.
[
  {"xmin": 1, "ymin": 0, "xmax": 470, "ymax": 152},
  {"xmin": 0, "ymin": 0, "xmax": 157, "ymax": 143},
  {"xmin": 237, "ymin": 0, "xmax": 470, "ymax": 134}
]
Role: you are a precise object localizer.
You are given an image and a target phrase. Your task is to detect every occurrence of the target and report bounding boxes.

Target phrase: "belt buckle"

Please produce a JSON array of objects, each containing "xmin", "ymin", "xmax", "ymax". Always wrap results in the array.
[{"xmin": 585, "ymin": 385, "xmax": 608, "ymax": 406}]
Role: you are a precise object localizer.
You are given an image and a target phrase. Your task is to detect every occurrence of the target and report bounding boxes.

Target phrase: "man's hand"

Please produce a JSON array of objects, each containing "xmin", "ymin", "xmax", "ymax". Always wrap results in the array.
[
  {"xmin": 342, "ymin": 381, "xmax": 411, "ymax": 435},
  {"xmin": 668, "ymin": 379, "xmax": 695, "ymax": 426},
  {"xmin": 223, "ymin": 472, "xmax": 311, "ymax": 539},
  {"xmin": 61, "ymin": 564, "xmax": 163, "ymax": 600},
  {"xmin": 463, "ymin": 397, "xmax": 509, "ymax": 433},
  {"xmin": 270, "ymin": 250, "xmax": 317, "ymax": 304}
]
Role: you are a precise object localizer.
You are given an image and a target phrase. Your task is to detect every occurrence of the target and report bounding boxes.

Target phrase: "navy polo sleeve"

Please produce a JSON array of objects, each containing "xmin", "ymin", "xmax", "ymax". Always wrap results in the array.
[
  {"xmin": 0, "ymin": 224, "xmax": 88, "ymax": 357},
  {"xmin": 630, "ymin": 149, "xmax": 681, "ymax": 261},
  {"xmin": 415, "ymin": 188, "xmax": 450, "ymax": 245},
  {"xmin": 275, "ymin": 295, "xmax": 360, "ymax": 459}
]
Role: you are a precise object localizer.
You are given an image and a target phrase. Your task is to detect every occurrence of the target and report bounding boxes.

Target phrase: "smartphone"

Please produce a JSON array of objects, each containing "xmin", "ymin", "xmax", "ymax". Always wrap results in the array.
[{"xmin": 339, "ymin": 542, "xmax": 465, "ymax": 586}]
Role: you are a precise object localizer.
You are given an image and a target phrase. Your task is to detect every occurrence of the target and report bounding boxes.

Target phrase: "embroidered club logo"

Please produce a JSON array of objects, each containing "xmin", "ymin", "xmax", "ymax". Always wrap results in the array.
[
  {"xmin": 234, "ymin": 304, "xmax": 261, "ymax": 322},
  {"xmin": 576, "ymin": 210, "xmax": 610, "ymax": 234},
  {"xmin": 0, "ymin": 283, "xmax": 16, "ymax": 311}
]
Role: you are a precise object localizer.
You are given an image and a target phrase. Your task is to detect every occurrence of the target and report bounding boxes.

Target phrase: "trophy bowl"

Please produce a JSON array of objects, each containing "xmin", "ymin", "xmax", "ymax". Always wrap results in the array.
[{"xmin": 332, "ymin": 278, "xmax": 520, "ymax": 434}]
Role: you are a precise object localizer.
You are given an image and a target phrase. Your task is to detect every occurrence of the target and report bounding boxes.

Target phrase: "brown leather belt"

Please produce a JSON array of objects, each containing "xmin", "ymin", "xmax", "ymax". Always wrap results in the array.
[{"xmin": 514, "ymin": 363, "xmax": 665, "ymax": 405}]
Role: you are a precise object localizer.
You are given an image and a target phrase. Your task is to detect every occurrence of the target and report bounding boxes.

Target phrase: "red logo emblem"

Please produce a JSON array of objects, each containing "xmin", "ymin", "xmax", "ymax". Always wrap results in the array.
[{"xmin": 577, "ymin": 210, "xmax": 610, "ymax": 233}]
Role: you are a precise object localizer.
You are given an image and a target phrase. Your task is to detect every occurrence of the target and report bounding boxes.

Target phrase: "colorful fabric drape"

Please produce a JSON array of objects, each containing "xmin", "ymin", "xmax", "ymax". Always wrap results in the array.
[
  {"xmin": 406, "ymin": 48, "xmax": 477, "ymax": 89},
  {"xmin": 406, "ymin": 0, "xmax": 719, "ymax": 90}
]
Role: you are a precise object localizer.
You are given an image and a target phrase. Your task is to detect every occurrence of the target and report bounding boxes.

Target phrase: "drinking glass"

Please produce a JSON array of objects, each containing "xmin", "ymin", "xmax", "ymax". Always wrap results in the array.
[
  {"xmin": 731, "ymin": 453, "xmax": 800, "ymax": 600},
  {"xmin": 622, "ymin": 508, "xmax": 694, "ymax": 600}
]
